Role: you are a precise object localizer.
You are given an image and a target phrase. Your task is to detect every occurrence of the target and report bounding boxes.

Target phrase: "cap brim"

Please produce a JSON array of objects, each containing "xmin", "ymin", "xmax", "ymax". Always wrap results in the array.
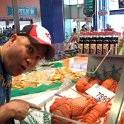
[
  {"xmin": 30, "ymin": 36, "xmax": 55, "ymax": 60},
  {"xmin": 17, "ymin": 33, "xmax": 55, "ymax": 60}
]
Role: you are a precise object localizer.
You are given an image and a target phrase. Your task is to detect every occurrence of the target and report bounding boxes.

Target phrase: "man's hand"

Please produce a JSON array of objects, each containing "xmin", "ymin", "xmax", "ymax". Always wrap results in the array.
[
  {"xmin": 8, "ymin": 99, "xmax": 41, "ymax": 120},
  {"xmin": 0, "ymin": 99, "xmax": 41, "ymax": 122}
]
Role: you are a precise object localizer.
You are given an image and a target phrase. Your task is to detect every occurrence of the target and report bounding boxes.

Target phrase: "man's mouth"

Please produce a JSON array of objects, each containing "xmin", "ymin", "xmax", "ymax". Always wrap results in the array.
[{"xmin": 20, "ymin": 65, "xmax": 26, "ymax": 71}]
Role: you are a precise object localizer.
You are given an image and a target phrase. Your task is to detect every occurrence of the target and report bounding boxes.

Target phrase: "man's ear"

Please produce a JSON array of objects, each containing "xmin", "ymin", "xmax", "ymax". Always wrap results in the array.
[{"xmin": 9, "ymin": 34, "xmax": 17, "ymax": 44}]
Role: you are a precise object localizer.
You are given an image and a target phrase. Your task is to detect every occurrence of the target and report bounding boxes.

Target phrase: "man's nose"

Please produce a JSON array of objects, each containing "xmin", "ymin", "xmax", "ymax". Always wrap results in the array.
[
  {"xmin": 26, "ymin": 58, "xmax": 37, "ymax": 67},
  {"xmin": 26, "ymin": 58, "xmax": 33, "ymax": 66}
]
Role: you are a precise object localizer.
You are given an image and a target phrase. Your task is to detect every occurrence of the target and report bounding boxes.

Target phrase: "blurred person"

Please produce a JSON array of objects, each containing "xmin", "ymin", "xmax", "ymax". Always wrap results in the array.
[
  {"xmin": 11, "ymin": 25, "xmax": 16, "ymax": 34},
  {"xmin": 69, "ymin": 40, "xmax": 78, "ymax": 50},
  {"xmin": 0, "ymin": 24, "xmax": 55, "ymax": 123},
  {"xmin": 91, "ymin": 26, "xmax": 95, "ymax": 31},
  {"xmin": 71, "ymin": 28, "xmax": 79, "ymax": 42},
  {"xmin": 69, "ymin": 28, "xmax": 78, "ymax": 50},
  {"xmin": 80, "ymin": 24, "xmax": 87, "ymax": 31},
  {"xmin": 105, "ymin": 24, "xmax": 113, "ymax": 31}
]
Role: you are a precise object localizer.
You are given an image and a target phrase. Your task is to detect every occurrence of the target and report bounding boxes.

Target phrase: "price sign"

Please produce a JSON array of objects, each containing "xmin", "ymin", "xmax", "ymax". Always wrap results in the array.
[{"xmin": 85, "ymin": 84, "xmax": 115, "ymax": 102}]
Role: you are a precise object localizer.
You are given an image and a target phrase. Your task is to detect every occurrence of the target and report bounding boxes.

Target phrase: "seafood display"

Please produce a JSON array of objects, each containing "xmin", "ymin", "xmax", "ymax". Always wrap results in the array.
[
  {"xmin": 75, "ymin": 76, "xmax": 118, "ymax": 93},
  {"xmin": 101, "ymin": 78, "xmax": 118, "ymax": 93},
  {"xmin": 49, "ymin": 76, "xmax": 119, "ymax": 124},
  {"xmin": 50, "ymin": 96, "xmax": 96, "ymax": 122},
  {"xmin": 50, "ymin": 67, "xmax": 85, "ymax": 82},
  {"xmin": 21, "ymin": 83, "xmax": 124, "ymax": 124},
  {"xmin": 49, "ymin": 95, "xmax": 113, "ymax": 124},
  {"xmin": 12, "ymin": 67, "xmax": 85, "ymax": 90},
  {"xmin": 12, "ymin": 69, "xmax": 55, "ymax": 89},
  {"xmin": 12, "ymin": 55, "xmax": 124, "ymax": 124}
]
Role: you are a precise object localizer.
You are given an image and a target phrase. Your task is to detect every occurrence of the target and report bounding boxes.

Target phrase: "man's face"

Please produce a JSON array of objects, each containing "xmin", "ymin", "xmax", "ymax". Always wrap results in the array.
[{"xmin": 3, "ymin": 34, "xmax": 47, "ymax": 76}]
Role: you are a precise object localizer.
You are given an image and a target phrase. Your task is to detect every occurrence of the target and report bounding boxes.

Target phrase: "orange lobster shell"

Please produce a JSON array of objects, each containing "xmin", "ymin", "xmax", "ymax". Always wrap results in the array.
[
  {"xmin": 101, "ymin": 78, "xmax": 118, "ymax": 93},
  {"xmin": 75, "ymin": 76, "xmax": 92, "ymax": 93},
  {"xmin": 81, "ymin": 101, "xmax": 111, "ymax": 124},
  {"xmin": 50, "ymin": 96, "xmax": 96, "ymax": 124},
  {"xmin": 84, "ymin": 79, "xmax": 102, "ymax": 91}
]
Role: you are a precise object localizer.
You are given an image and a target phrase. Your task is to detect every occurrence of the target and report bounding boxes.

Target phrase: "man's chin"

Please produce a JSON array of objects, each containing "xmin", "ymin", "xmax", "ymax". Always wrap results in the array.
[
  {"xmin": 10, "ymin": 71, "xmax": 23, "ymax": 76},
  {"xmin": 9, "ymin": 67, "xmax": 31, "ymax": 76},
  {"xmin": 11, "ymin": 73, "xmax": 21, "ymax": 76}
]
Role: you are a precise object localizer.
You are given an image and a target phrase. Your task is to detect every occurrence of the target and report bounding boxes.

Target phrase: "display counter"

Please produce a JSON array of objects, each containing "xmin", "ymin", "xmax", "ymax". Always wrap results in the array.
[
  {"xmin": 81, "ymin": 54, "xmax": 124, "ymax": 124},
  {"xmin": 11, "ymin": 56, "xmax": 88, "ymax": 97},
  {"xmin": 12, "ymin": 55, "xmax": 124, "ymax": 124}
]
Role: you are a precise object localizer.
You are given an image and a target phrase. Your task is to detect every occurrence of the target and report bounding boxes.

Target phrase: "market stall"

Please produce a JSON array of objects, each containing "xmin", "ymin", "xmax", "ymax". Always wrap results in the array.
[{"xmin": 12, "ymin": 54, "xmax": 124, "ymax": 124}]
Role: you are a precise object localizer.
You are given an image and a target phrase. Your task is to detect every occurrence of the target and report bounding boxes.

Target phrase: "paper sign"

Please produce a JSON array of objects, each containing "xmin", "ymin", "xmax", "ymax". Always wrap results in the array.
[{"xmin": 85, "ymin": 84, "xmax": 115, "ymax": 102}]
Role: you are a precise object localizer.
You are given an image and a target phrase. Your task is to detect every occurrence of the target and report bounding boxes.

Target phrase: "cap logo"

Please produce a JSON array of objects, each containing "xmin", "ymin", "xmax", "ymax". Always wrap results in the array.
[
  {"xmin": 36, "ymin": 26, "xmax": 51, "ymax": 44},
  {"xmin": 45, "ymin": 33, "xmax": 51, "ymax": 41}
]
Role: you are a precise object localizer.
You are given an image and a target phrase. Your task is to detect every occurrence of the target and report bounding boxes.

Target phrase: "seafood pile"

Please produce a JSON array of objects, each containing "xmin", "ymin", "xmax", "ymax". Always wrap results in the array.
[
  {"xmin": 75, "ymin": 76, "xmax": 118, "ymax": 93},
  {"xmin": 50, "ymin": 67, "xmax": 85, "ymax": 82},
  {"xmin": 50, "ymin": 95, "xmax": 112, "ymax": 124},
  {"xmin": 49, "ymin": 76, "xmax": 121, "ymax": 124},
  {"xmin": 12, "ymin": 69, "xmax": 55, "ymax": 89},
  {"xmin": 12, "ymin": 67, "xmax": 85, "ymax": 90}
]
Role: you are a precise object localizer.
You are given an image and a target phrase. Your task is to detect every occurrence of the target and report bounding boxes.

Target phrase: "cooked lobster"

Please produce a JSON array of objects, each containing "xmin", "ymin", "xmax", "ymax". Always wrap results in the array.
[
  {"xmin": 75, "ymin": 76, "xmax": 92, "ymax": 93},
  {"xmin": 75, "ymin": 77, "xmax": 101, "ymax": 93},
  {"xmin": 50, "ymin": 95, "xmax": 96, "ymax": 124},
  {"xmin": 78, "ymin": 101, "xmax": 111, "ymax": 124},
  {"xmin": 101, "ymin": 78, "xmax": 118, "ymax": 93},
  {"xmin": 84, "ymin": 79, "xmax": 102, "ymax": 91},
  {"xmin": 75, "ymin": 77, "xmax": 118, "ymax": 93}
]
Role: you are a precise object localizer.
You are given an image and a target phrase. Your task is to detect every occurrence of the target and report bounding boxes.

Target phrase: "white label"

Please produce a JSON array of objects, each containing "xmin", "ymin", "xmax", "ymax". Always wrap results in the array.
[{"xmin": 85, "ymin": 84, "xmax": 115, "ymax": 102}]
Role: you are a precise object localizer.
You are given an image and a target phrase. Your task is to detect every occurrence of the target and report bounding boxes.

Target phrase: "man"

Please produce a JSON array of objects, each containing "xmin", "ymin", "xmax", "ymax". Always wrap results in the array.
[
  {"xmin": 80, "ymin": 24, "xmax": 87, "ymax": 31},
  {"xmin": 0, "ymin": 24, "xmax": 55, "ymax": 123},
  {"xmin": 104, "ymin": 24, "xmax": 113, "ymax": 31}
]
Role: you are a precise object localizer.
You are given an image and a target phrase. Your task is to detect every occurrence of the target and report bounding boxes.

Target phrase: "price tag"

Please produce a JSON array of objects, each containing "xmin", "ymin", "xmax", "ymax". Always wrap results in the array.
[{"xmin": 85, "ymin": 84, "xmax": 115, "ymax": 102}]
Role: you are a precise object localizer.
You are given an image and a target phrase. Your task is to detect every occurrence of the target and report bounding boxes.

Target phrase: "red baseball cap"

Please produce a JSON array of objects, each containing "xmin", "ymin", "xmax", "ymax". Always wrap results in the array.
[{"xmin": 18, "ymin": 24, "xmax": 55, "ymax": 60}]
